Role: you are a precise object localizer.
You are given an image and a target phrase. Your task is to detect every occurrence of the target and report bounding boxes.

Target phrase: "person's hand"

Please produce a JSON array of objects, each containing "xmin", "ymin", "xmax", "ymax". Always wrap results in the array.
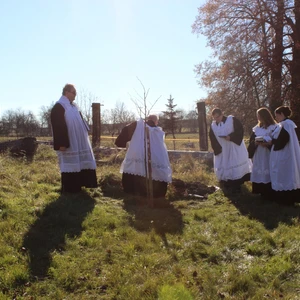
[
  {"xmin": 261, "ymin": 141, "xmax": 272, "ymax": 147},
  {"xmin": 59, "ymin": 146, "xmax": 67, "ymax": 151},
  {"xmin": 225, "ymin": 136, "xmax": 230, "ymax": 141},
  {"xmin": 256, "ymin": 141, "xmax": 271, "ymax": 147}
]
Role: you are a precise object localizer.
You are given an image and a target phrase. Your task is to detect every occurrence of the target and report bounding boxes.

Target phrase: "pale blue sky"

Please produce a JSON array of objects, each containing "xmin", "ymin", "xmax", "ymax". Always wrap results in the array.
[{"xmin": 0, "ymin": 0, "xmax": 210, "ymax": 118}]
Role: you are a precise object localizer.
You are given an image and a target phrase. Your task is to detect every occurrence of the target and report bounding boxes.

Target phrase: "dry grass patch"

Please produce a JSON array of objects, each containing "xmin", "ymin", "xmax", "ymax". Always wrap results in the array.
[{"xmin": 0, "ymin": 145, "xmax": 299, "ymax": 299}]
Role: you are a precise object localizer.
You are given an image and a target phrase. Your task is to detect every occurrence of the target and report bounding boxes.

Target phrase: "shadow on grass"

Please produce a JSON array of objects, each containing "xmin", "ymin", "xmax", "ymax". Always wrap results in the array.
[
  {"xmin": 98, "ymin": 173, "xmax": 125, "ymax": 199},
  {"xmin": 123, "ymin": 198, "xmax": 184, "ymax": 248},
  {"xmin": 98, "ymin": 173, "xmax": 187, "ymax": 246},
  {"xmin": 22, "ymin": 191, "xmax": 95, "ymax": 279},
  {"xmin": 223, "ymin": 185, "xmax": 300, "ymax": 230}
]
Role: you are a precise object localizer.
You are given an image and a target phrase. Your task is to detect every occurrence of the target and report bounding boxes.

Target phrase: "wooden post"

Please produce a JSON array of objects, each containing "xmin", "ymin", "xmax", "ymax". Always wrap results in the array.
[
  {"xmin": 92, "ymin": 103, "xmax": 101, "ymax": 147},
  {"xmin": 197, "ymin": 101, "xmax": 208, "ymax": 151}
]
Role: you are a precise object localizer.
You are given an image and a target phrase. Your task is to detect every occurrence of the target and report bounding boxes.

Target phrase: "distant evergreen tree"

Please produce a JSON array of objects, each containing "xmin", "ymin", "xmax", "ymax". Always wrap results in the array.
[{"xmin": 162, "ymin": 95, "xmax": 182, "ymax": 149}]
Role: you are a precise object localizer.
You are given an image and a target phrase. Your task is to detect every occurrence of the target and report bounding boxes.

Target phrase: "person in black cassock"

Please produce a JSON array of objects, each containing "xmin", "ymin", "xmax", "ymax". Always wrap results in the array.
[
  {"xmin": 115, "ymin": 115, "xmax": 172, "ymax": 198},
  {"xmin": 209, "ymin": 108, "xmax": 252, "ymax": 192},
  {"xmin": 51, "ymin": 83, "xmax": 97, "ymax": 193}
]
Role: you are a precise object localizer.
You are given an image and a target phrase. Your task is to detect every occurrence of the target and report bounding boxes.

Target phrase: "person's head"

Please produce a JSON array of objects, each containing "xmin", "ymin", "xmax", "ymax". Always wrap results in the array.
[
  {"xmin": 62, "ymin": 84, "xmax": 77, "ymax": 102},
  {"xmin": 256, "ymin": 107, "xmax": 276, "ymax": 127},
  {"xmin": 147, "ymin": 114, "xmax": 159, "ymax": 126},
  {"xmin": 274, "ymin": 106, "xmax": 292, "ymax": 122},
  {"xmin": 212, "ymin": 108, "xmax": 223, "ymax": 123}
]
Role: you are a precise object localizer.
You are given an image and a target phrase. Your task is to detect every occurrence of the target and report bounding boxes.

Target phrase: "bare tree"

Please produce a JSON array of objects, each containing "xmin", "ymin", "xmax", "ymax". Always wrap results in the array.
[
  {"xmin": 76, "ymin": 89, "xmax": 99, "ymax": 125},
  {"xmin": 39, "ymin": 104, "xmax": 53, "ymax": 136},
  {"xmin": 0, "ymin": 109, "xmax": 15, "ymax": 136},
  {"xmin": 286, "ymin": 0, "xmax": 300, "ymax": 137},
  {"xmin": 129, "ymin": 78, "xmax": 161, "ymax": 119},
  {"xmin": 101, "ymin": 102, "xmax": 136, "ymax": 136},
  {"xmin": 192, "ymin": 0, "xmax": 289, "ymax": 127},
  {"xmin": 0, "ymin": 109, "xmax": 39, "ymax": 137},
  {"xmin": 185, "ymin": 109, "xmax": 198, "ymax": 133},
  {"xmin": 129, "ymin": 78, "xmax": 162, "ymax": 208}
]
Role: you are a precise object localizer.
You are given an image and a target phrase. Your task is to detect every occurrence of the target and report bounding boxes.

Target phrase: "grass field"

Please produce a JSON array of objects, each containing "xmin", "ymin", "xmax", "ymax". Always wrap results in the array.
[{"xmin": 0, "ymin": 145, "xmax": 299, "ymax": 299}]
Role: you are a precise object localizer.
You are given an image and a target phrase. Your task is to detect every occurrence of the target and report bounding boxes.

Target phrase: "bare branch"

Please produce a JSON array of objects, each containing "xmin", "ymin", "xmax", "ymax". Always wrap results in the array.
[{"xmin": 129, "ymin": 77, "xmax": 161, "ymax": 119}]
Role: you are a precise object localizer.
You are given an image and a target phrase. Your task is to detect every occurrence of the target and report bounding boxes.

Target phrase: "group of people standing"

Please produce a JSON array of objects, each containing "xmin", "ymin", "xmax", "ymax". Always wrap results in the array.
[
  {"xmin": 249, "ymin": 106, "xmax": 300, "ymax": 204},
  {"xmin": 209, "ymin": 107, "xmax": 300, "ymax": 205},
  {"xmin": 50, "ymin": 83, "xmax": 172, "ymax": 199},
  {"xmin": 50, "ymin": 83, "xmax": 300, "ymax": 205}
]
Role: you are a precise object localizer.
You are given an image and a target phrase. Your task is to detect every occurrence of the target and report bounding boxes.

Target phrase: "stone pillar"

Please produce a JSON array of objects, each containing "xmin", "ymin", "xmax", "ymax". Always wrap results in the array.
[
  {"xmin": 92, "ymin": 103, "xmax": 101, "ymax": 147},
  {"xmin": 197, "ymin": 101, "xmax": 208, "ymax": 151}
]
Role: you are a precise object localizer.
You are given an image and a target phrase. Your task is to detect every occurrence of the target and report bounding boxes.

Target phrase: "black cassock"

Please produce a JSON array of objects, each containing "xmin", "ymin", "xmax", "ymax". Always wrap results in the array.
[
  {"xmin": 115, "ymin": 120, "xmax": 168, "ymax": 198},
  {"xmin": 51, "ymin": 103, "xmax": 97, "ymax": 193}
]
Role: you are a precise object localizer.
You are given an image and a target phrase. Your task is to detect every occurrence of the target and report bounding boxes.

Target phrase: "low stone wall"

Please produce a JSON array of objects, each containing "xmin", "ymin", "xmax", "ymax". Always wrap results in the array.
[
  {"xmin": 167, "ymin": 150, "xmax": 213, "ymax": 167},
  {"xmin": 167, "ymin": 149, "xmax": 213, "ymax": 160},
  {"xmin": 95, "ymin": 146, "xmax": 214, "ymax": 165}
]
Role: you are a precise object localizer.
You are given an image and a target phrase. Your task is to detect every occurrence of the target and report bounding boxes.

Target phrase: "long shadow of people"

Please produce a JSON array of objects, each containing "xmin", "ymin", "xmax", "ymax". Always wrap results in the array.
[
  {"xmin": 98, "ymin": 173, "xmax": 124, "ymax": 199},
  {"xmin": 22, "ymin": 191, "xmax": 95, "ymax": 279},
  {"xmin": 223, "ymin": 186, "xmax": 300, "ymax": 230},
  {"xmin": 98, "ymin": 173, "xmax": 184, "ymax": 247},
  {"xmin": 123, "ymin": 198, "xmax": 184, "ymax": 249}
]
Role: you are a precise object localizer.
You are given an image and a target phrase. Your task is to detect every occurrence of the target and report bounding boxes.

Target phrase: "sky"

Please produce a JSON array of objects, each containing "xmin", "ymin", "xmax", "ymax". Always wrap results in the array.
[{"xmin": 0, "ymin": 0, "xmax": 211, "ymax": 118}]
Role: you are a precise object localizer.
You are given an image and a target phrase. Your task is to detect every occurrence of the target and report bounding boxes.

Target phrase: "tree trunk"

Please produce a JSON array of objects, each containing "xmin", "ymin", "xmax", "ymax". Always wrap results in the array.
[
  {"xmin": 145, "ymin": 125, "xmax": 153, "ymax": 207},
  {"xmin": 290, "ymin": 0, "xmax": 300, "ymax": 139},
  {"xmin": 197, "ymin": 101, "xmax": 208, "ymax": 151},
  {"xmin": 270, "ymin": 0, "xmax": 284, "ymax": 112}
]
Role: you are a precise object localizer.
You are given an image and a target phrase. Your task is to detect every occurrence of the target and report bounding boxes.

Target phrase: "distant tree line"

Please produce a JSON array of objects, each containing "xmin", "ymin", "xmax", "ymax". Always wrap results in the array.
[
  {"xmin": 101, "ymin": 98, "xmax": 199, "ymax": 136},
  {"xmin": 193, "ymin": 0, "xmax": 300, "ymax": 135},
  {"xmin": 0, "ymin": 98, "xmax": 199, "ymax": 138},
  {"xmin": 0, "ymin": 109, "xmax": 43, "ymax": 137}
]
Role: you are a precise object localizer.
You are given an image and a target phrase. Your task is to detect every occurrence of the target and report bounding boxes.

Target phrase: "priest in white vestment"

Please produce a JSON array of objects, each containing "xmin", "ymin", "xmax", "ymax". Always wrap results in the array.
[
  {"xmin": 115, "ymin": 115, "xmax": 172, "ymax": 198},
  {"xmin": 51, "ymin": 84, "xmax": 97, "ymax": 193},
  {"xmin": 270, "ymin": 106, "xmax": 300, "ymax": 205},
  {"xmin": 209, "ymin": 108, "xmax": 252, "ymax": 193}
]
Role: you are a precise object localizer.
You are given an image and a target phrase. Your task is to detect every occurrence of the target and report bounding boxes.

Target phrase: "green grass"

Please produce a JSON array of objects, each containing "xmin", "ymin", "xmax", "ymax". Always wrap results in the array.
[{"xmin": 0, "ymin": 145, "xmax": 300, "ymax": 299}]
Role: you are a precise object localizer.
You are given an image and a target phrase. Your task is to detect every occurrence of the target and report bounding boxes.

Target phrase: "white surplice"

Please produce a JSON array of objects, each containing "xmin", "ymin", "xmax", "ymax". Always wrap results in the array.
[
  {"xmin": 56, "ymin": 96, "xmax": 96, "ymax": 173},
  {"xmin": 270, "ymin": 119, "xmax": 300, "ymax": 191},
  {"xmin": 211, "ymin": 115, "xmax": 252, "ymax": 181},
  {"xmin": 120, "ymin": 119, "xmax": 172, "ymax": 183},
  {"xmin": 251, "ymin": 124, "xmax": 277, "ymax": 183}
]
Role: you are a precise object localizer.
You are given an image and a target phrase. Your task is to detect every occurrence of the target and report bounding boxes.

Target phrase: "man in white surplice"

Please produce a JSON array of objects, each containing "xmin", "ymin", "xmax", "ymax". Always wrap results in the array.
[
  {"xmin": 209, "ymin": 108, "xmax": 252, "ymax": 193},
  {"xmin": 115, "ymin": 115, "xmax": 172, "ymax": 198},
  {"xmin": 51, "ymin": 83, "xmax": 97, "ymax": 193}
]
